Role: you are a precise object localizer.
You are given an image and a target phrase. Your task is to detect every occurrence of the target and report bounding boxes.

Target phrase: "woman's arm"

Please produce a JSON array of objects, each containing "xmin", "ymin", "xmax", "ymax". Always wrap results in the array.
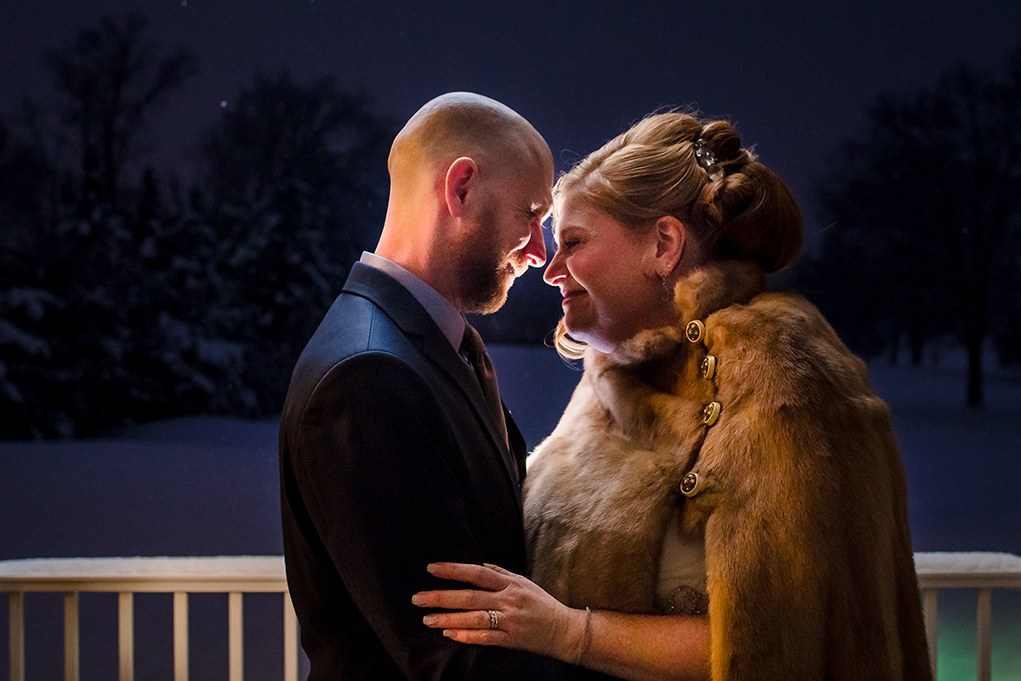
[{"xmin": 412, "ymin": 562, "xmax": 710, "ymax": 681}]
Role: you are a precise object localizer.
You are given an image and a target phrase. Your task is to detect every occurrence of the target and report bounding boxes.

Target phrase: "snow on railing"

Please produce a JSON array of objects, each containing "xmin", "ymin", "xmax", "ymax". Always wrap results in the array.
[
  {"xmin": 2, "ymin": 552, "xmax": 1020, "ymax": 681},
  {"xmin": 0, "ymin": 556, "xmax": 297, "ymax": 681},
  {"xmin": 915, "ymin": 552, "xmax": 1021, "ymax": 681}
]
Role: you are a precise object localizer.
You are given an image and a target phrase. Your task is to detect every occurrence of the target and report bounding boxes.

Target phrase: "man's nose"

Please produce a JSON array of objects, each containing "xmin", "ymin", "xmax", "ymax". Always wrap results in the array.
[{"xmin": 524, "ymin": 219, "xmax": 546, "ymax": 267}]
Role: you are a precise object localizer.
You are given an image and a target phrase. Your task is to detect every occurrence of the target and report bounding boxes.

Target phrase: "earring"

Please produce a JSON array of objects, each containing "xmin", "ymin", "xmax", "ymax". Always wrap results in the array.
[{"xmin": 660, "ymin": 272, "xmax": 673, "ymax": 302}]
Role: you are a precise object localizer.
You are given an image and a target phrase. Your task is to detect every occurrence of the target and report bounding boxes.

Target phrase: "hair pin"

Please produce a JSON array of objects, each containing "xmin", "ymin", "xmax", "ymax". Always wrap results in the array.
[{"xmin": 693, "ymin": 138, "xmax": 724, "ymax": 182}]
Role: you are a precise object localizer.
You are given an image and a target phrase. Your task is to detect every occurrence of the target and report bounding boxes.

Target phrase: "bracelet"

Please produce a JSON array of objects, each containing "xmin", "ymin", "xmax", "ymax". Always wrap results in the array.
[{"xmin": 574, "ymin": 607, "xmax": 592, "ymax": 666}]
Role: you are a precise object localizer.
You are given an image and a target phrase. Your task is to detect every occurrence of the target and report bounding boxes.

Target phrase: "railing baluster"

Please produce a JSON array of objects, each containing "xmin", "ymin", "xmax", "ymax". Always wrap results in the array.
[
  {"xmin": 923, "ymin": 588, "xmax": 939, "ymax": 680},
  {"xmin": 119, "ymin": 591, "xmax": 134, "ymax": 681},
  {"xmin": 9, "ymin": 592, "xmax": 25, "ymax": 681},
  {"xmin": 229, "ymin": 591, "xmax": 243, "ymax": 681},
  {"xmin": 976, "ymin": 588, "xmax": 992, "ymax": 681},
  {"xmin": 284, "ymin": 593, "xmax": 298, "ymax": 681},
  {"xmin": 64, "ymin": 592, "xmax": 79, "ymax": 681},
  {"xmin": 174, "ymin": 592, "xmax": 189, "ymax": 681}
]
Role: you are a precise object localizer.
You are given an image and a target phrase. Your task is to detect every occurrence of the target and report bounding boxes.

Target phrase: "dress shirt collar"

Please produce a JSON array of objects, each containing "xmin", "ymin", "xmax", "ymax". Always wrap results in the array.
[{"xmin": 359, "ymin": 251, "xmax": 466, "ymax": 351}]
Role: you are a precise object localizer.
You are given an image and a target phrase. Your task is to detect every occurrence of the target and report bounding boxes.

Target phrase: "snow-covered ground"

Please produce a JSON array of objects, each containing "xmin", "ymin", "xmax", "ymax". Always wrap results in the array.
[{"xmin": 1, "ymin": 347, "xmax": 1019, "ymax": 679}]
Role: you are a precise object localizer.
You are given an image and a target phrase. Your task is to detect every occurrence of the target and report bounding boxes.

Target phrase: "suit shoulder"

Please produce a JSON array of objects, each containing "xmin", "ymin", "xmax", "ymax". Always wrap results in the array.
[
  {"xmin": 295, "ymin": 292, "xmax": 418, "ymax": 372},
  {"xmin": 306, "ymin": 351, "xmax": 439, "ymax": 418},
  {"xmin": 282, "ymin": 294, "xmax": 428, "ymax": 421}
]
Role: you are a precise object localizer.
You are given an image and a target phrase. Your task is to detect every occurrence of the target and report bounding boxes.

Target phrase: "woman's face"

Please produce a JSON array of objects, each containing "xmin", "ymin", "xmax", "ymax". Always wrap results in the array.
[{"xmin": 543, "ymin": 193, "xmax": 668, "ymax": 353}]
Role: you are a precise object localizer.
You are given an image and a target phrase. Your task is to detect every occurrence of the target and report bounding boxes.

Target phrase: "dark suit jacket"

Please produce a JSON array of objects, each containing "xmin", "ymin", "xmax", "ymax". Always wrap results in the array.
[{"xmin": 280, "ymin": 262, "xmax": 614, "ymax": 680}]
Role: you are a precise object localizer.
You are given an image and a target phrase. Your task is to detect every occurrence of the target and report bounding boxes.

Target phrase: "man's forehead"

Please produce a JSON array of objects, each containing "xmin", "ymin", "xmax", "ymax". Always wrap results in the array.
[{"xmin": 529, "ymin": 182, "xmax": 554, "ymax": 215}]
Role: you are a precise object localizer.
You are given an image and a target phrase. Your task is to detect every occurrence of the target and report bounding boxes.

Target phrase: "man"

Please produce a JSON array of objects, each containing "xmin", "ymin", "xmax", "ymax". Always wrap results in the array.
[{"xmin": 279, "ymin": 93, "xmax": 615, "ymax": 680}]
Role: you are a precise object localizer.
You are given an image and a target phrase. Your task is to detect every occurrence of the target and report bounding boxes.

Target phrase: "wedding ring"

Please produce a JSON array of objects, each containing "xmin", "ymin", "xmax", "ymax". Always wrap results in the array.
[{"xmin": 487, "ymin": 609, "xmax": 500, "ymax": 630}]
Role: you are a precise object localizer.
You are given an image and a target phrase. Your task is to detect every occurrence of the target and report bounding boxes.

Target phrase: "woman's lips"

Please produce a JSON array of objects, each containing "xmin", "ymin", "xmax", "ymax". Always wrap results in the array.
[{"xmin": 561, "ymin": 289, "xmax": 585, "ymax": 305}]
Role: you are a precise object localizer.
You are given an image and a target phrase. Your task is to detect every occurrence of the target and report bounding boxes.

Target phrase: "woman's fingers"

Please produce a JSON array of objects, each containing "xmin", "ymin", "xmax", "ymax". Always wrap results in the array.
[
  {"xmin": 413, "ymin": 562, "xmax": 528, "ymax": 610},
  {"xmin": 482, "ymin": 563, "xmax": 516, "ymax": 577},
  {"xmin": 412, "ymin": 587, "xmax": 491, "ymax": 610},
  {"xmin": 422, "ymin": 609, "xmax": 516, "ymax": 648},
  {"xmin": 439, "ymin": 627, "xmax": 511, "ymax": 646},
  {"xmin": 426, "ymin": 562, "xmax": 508, "ymax": 590},
  {"xmin": 422, "ymin": 609, "xmax": 493, "ymax": 631}
]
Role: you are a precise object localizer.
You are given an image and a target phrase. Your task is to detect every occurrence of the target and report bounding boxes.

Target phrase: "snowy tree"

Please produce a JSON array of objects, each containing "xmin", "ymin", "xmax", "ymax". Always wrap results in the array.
[
  {"xmin": 0, "ymin": 116, "xmax": 68, "ymax": 436},
  {"xmin": 0, "ymin": 23, "xmax": 395, "ymax": 436},
  {"xmin": 195, "ymin": 72, "xmax": 394, "ymax": 412},
  {"xmin": 0, "ymin": 288, "xmax": 70, "ymax": 438},
  {"xmin": 808, "ymin": 47, "xmax": 1021, "ymax": 407},
  {"xmin": 0, "ymin": 15, "xmax": 201, "ymax": 437},
  {"xmin": 129, "ymin": 180, "xmax": 259, "ymax": 417}
]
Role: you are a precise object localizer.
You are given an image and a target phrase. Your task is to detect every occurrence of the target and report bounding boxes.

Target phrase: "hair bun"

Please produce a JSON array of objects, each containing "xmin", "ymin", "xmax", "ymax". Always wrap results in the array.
[{"xmin": 701, "ymin": 162, "xmax": 802, "ymax": 273}]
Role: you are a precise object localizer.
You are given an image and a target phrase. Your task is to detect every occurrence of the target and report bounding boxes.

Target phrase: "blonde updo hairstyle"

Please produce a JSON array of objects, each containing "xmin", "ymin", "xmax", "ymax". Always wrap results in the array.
[{"xmin": 552, "ymin": 112, "xmax": 803, "ymax": 358}]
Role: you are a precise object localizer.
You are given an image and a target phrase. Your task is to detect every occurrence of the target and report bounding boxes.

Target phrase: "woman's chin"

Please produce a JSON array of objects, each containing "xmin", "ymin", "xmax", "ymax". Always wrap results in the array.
[
  {"xmin": 562, "ymin": 320, "xmax": 586, "ymax": 341},
  {"xmin": 563, "ymin": 327, "xmax": 612, "ymax": 354}
]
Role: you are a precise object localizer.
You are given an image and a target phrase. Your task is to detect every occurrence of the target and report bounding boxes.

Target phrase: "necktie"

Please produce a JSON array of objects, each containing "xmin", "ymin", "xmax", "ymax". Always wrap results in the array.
[{"xmin": 460, "ymin": 323, "xmax": 509, "ymax": 448}]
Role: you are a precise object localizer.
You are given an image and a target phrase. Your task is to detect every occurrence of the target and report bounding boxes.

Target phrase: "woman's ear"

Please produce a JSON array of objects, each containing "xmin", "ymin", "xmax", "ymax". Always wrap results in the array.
[
  {"xmin": 644, "ymin": 215, "xmax": 686, "ymax": 279},
  {"xmin": 444, "ymin": 157, "xmax": 478, "ymax": 218}
]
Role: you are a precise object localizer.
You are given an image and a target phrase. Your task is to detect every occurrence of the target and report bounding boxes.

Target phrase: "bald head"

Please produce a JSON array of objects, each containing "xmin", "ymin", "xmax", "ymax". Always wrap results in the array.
[{"xmin": 388, "ymin": 92, "xmax": 550, "ymax": 196}]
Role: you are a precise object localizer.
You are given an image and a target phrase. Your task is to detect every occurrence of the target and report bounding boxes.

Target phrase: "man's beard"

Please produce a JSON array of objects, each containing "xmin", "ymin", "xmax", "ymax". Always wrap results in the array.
[
  {"xmin": 455, "ymin": 213, "xmax": 524, "ymax": 315},
  {"xmin": 459, "ymin": 248, "xmax": 517, "ymax": 315}
]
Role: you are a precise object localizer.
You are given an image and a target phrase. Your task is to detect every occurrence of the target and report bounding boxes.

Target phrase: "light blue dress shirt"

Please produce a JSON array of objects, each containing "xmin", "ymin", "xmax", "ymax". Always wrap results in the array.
[{"xmin": 359, "ymin": 251, "xmax": 467, "ymax": 352}]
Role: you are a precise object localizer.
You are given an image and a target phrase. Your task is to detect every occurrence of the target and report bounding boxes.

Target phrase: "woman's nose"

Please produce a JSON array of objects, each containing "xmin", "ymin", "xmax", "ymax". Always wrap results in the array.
[{"xmin": 543, "ymin": 249, "xmax": 566, "ymax": 285}]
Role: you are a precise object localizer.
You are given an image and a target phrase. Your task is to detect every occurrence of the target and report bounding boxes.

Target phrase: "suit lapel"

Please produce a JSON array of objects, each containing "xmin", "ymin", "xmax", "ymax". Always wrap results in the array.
[{"xmin": 342, "ymin": 263, "xmax": 523, "ymax": 495}]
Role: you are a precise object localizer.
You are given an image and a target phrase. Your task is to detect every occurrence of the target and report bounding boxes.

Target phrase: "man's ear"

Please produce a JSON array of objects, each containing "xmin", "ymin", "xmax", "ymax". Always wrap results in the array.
[
  {"xmin": 444, "ymin": 157, "xmax": 479, "ymax": 218},
  {"xmin": 644, "ymin": 215, "xmax": 686, "ymax": 279}
]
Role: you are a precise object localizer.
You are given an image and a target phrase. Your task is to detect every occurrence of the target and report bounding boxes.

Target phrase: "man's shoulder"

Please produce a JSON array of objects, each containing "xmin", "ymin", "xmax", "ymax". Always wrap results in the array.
[
  {"xmin": 282, "ymin": 292, "xmax": 410, "ymax": 407},
  {"xmin": 297, "ymin": 291, "xmax": 418, "ymax": 380}
]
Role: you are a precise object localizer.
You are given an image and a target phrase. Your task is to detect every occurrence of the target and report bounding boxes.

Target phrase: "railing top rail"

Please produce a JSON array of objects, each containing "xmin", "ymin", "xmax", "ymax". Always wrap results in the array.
[
  {"xmin": 3, "ymin": 552, "xmax": 1020, "ymax": 592},
  {"xmin": 0, "ymin": 556, "xmax": 288, "ymax": 593},
  {"xmin": 915, "ymin": 551, "xmax": 1021, "ymax": 589}
]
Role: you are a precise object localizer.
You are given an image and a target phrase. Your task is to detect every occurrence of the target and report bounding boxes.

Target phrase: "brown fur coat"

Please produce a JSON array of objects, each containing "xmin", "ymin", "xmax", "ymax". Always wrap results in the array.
[{"xmin": 524, "ymin": 261, "xmax": 932, "ymax": 681}]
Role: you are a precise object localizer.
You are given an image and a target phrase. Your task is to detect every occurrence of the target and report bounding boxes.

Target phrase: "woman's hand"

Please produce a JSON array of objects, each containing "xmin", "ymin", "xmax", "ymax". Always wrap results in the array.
[{"xmin": 411, "ymin": 562, "xmax": 587, "ymax": 662}]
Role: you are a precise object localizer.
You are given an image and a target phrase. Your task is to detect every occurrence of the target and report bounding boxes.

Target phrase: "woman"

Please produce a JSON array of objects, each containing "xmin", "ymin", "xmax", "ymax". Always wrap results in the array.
[{"xmin": 412, "ymin": 112, "xmax": 932, "ymax": 681}]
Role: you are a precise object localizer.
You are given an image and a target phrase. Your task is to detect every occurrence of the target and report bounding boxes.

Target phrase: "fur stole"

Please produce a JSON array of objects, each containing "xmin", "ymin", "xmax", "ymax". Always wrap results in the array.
[{"xmin": 524, "ymin": 260, "xmax": 931, "ymax": 680}]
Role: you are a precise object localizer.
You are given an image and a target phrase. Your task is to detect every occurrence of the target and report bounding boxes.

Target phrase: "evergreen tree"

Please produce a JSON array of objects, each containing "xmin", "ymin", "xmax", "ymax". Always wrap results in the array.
[
  {"xmin": 0, "ymin": 15, "xmax": 197, "ymax": 437},
  {"xmin": 0, "ymin": 21, "xmax": 397, "ymax": 436},
  {"xmin": 195, "ymin": 71, "xmax": 394, "ymax": 413}
]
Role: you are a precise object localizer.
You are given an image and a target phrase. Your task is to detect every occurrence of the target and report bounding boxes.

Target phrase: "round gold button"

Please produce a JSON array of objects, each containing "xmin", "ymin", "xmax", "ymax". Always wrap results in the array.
[
  {"xmin": 680, "ymin": 471, "xmax": 702, "ymax": 497},
  {"xmin": 685, "ymin": 320, "xmax": 705, "ymax": 343},
  {"xmin": 701, "ymin": 355, "xmax": 717, "ymax": 380},
  {"xmin": 702, "ymin": 401, "xmax": 721, "ymax": 426}
]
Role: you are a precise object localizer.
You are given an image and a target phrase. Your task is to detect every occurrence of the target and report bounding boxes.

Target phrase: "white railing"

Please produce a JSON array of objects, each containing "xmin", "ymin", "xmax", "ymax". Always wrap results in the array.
[
  {"xmin": 915, "ymin": 552, "xmax": 1021, "ymax": 681},
  {"xmin": 0, "ymin": 556, "xmax": 298, "ymax": 681},
  {"xmin": 2, "ymin": 552, "xmax": 1020, "ymax": 681}
]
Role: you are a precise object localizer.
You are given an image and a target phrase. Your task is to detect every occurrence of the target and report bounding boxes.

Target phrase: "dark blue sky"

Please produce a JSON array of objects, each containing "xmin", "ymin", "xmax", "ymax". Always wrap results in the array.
[{"xmin": 3, "ymin": 0, "xmax": 1021, "ymax": 242}]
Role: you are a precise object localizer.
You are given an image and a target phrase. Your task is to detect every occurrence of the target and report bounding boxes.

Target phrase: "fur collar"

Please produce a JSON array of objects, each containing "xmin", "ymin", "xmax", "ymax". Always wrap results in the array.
[{"xmin": 601, "ymin": 260, "xmax": 765, "ymax": 368}]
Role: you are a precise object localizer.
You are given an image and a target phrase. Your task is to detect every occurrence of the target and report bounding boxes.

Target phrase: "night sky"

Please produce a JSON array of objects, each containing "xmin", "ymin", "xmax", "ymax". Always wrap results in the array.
[{"xmin": 5, "ymin": 0, "xmax": 1021, "ymax": 245}]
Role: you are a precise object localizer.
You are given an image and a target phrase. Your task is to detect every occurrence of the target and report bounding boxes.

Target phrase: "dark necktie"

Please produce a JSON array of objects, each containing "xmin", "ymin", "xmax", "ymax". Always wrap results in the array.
[{"xmin": 460, "ymin": 323, "xmax": 509, "ymax": 449}]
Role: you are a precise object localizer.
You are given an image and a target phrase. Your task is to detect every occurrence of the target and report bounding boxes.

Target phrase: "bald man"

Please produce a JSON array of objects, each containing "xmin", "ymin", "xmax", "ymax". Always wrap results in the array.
[{"xmin": 279, "ymin": 94, "xmax": 618, "ymax": 680}]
